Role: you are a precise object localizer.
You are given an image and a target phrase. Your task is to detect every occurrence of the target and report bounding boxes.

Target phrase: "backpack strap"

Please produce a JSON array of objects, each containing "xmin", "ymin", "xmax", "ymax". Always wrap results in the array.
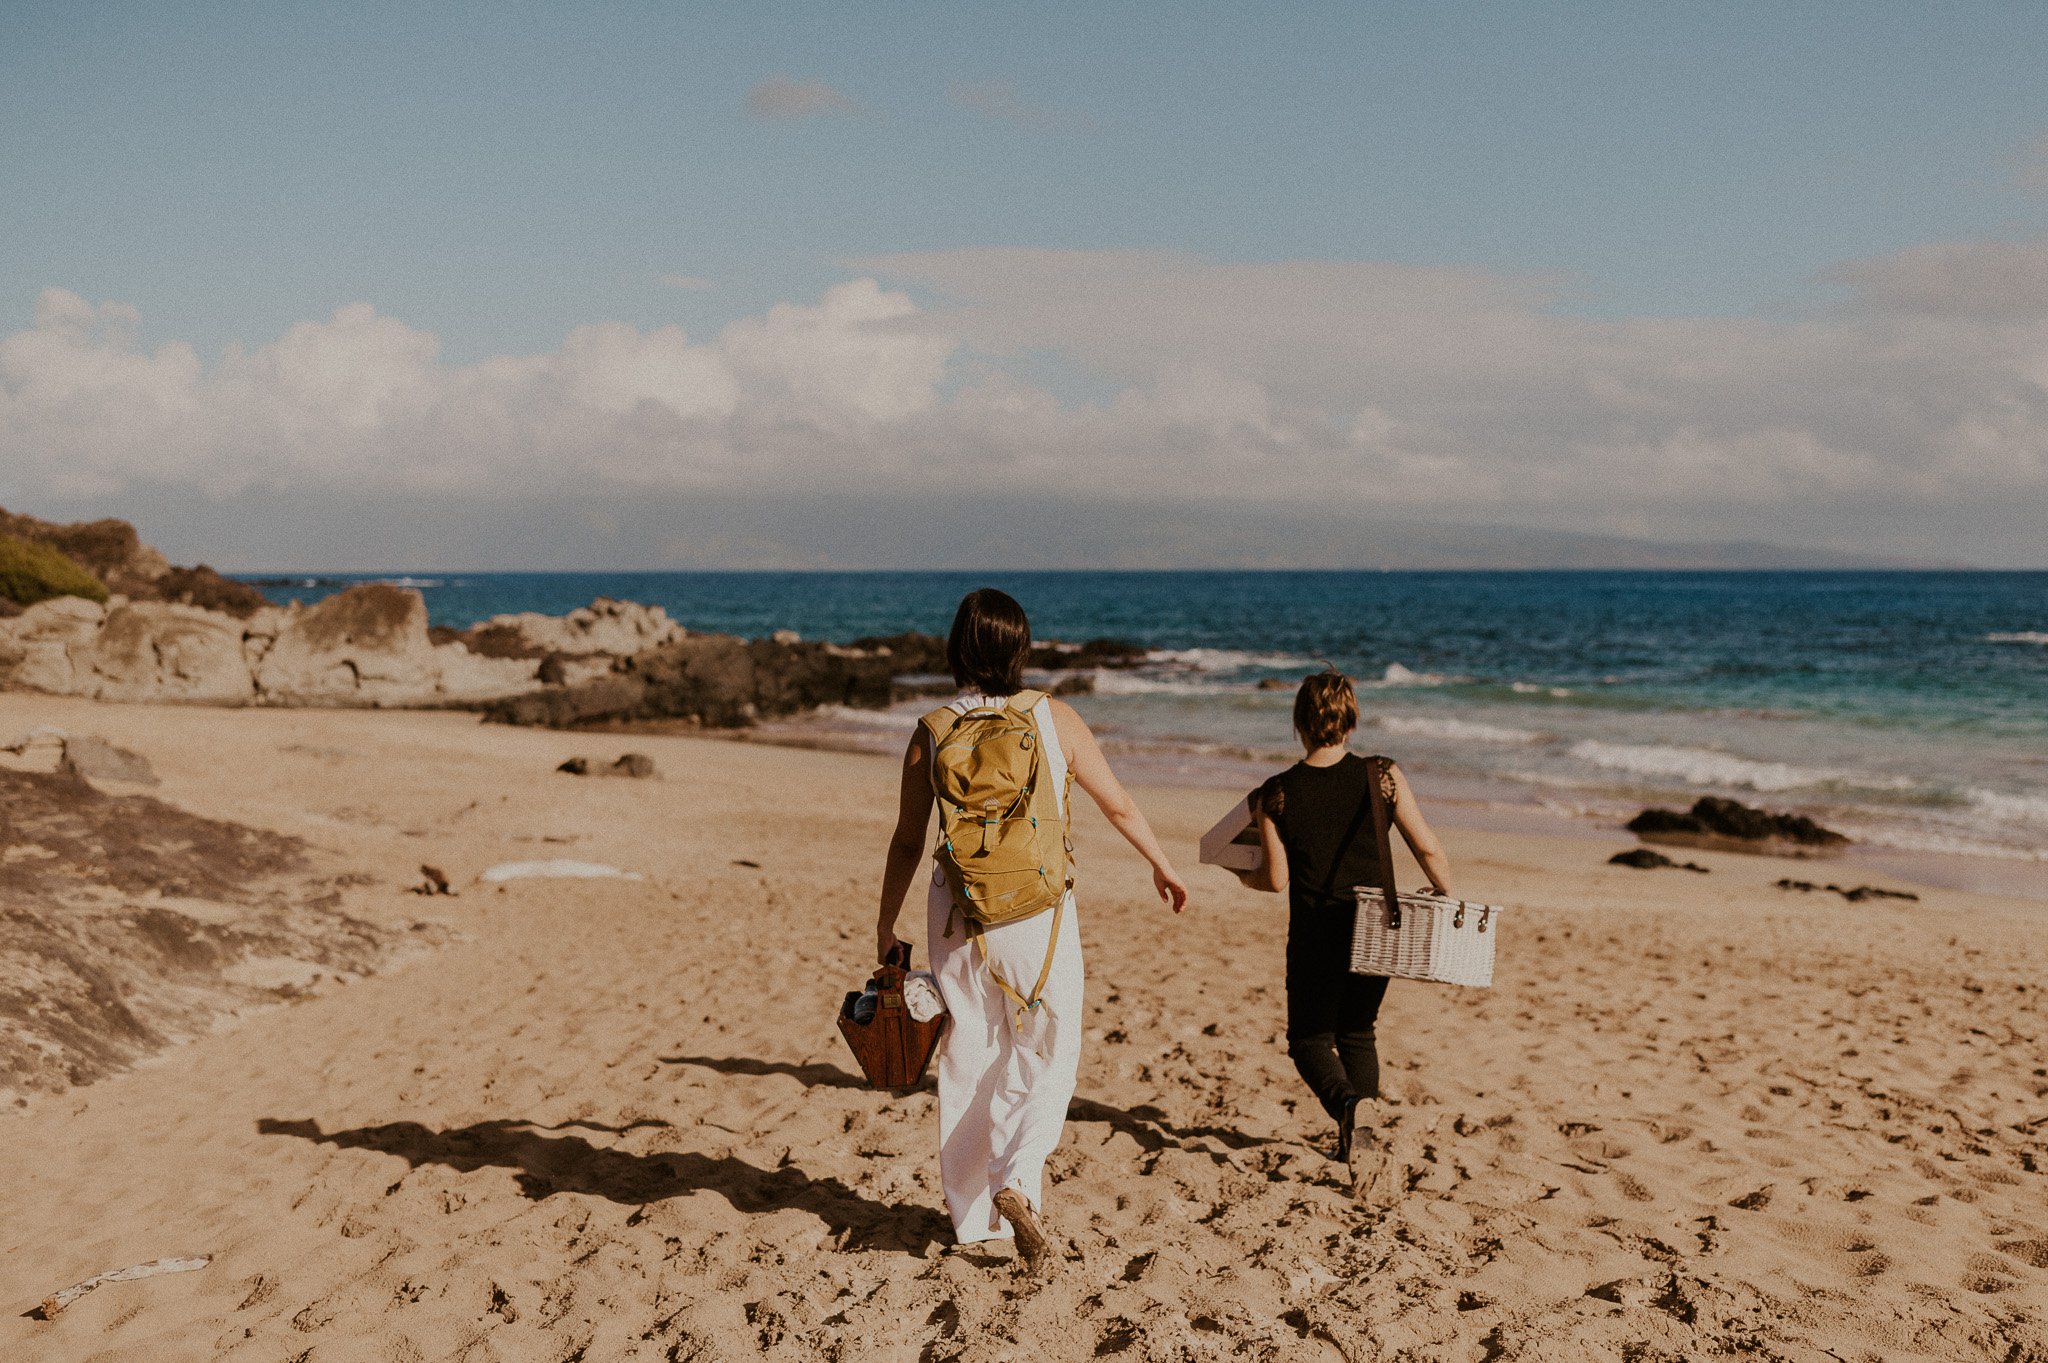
[
  {"xmin": 919, "ymin": 704, "xmax": 964, "ymax": 746},
  {"xmin": 966, "ymin": 893, "xmax": 1065, "ymax": 1028},
  {"xmin": 1006, "ymin": 687, "xmax": 1046, "ymax": 713}
]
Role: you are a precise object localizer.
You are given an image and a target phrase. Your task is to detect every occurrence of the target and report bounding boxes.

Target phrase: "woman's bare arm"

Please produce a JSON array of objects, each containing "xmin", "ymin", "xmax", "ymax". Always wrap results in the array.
[
  {"xmin": 1389, "ymin": 763, "xmax": 1453, "ymax": 895},
  {"xmin": 1052, "ymin": 699, "xmax": 1188, "ymax": 913},
  {"xmin": 1246, "ymin": 804, "xmax": 1288, "ymax": 893},
  {"xmin": 875, "ymin": 733, "xmax": 936, "ymax": 961}
]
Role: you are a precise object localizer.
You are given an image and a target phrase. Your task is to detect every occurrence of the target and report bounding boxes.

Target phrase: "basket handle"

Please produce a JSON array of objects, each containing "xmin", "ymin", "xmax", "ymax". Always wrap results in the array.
[
  {"xmin": 1367, "ymin": 756, "xmax": 1400, "ymax": 932},
  {"xmin": 884, "ymin": 940, "xmax": 912, "ymax": 971}
]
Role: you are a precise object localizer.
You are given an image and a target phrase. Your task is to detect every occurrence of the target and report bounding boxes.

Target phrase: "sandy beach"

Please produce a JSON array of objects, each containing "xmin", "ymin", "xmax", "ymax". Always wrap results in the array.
[{"xmin": 2, "ymin": 692, "xmax": 2044, "ymax": 1362}]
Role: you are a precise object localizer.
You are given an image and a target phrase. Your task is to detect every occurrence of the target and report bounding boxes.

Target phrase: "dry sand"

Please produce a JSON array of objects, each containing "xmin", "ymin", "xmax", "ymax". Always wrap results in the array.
[{"xmin": 1, "ymin": 692, "xmax": 2043, "ymax": 1362}]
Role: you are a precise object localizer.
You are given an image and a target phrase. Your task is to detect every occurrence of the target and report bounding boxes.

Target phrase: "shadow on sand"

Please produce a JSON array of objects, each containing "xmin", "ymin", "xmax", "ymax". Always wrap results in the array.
[
  {"xmin": 658, "ymin": 1053, "xmax": 872, "ymax": 1089},
  {"xmin": 658, "ymin": 1053, "xmax": 1278, "ymax": 1153},
  {"xmin": 257, "ymin": 1116, "xmax": 948, "ymax": 1254}
]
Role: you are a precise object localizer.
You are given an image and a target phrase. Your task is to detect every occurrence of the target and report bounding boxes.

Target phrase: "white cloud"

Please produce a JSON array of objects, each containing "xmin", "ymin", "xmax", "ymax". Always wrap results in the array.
[
  {"xmin": 1827, "ymin": 237, "xmax": 2048, "ymax": 321},
  {"xmin": 3, "ymin": 238, "xmax": 2046, "ymax": 563},
  {"xmin": 660, "ymin": 274, "xmax": 713, "ymax": 290},
  {"xmin": 745, "ymin": 76, "xmax": 857, "ymax": 122}
]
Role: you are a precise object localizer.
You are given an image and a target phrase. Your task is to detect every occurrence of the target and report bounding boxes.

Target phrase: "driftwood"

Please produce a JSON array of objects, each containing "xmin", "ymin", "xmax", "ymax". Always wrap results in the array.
[{"xmin": 35, "ymin": 1256, "xmax": 210, "ymax": 1319}]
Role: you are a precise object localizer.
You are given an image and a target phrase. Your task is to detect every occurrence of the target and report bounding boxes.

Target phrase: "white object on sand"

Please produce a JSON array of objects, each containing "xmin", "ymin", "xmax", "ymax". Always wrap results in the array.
[
  {"xmin": 1198, "ymin": 796, "xmax": 1263, "ymax": 872},
  {"xmin": 39, "ymin": 1256, "xmax": 211, "ymax": 1319},
  {"xmin": 479, "ymin": 860, "xmax": 645, "ymax": 883}
]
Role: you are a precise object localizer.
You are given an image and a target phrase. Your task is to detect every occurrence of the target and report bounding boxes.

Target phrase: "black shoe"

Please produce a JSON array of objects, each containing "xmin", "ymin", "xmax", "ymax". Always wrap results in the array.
[{"xmin": 1335, "ymin": 1096, "xmax": 1362, "ymax": 1165}]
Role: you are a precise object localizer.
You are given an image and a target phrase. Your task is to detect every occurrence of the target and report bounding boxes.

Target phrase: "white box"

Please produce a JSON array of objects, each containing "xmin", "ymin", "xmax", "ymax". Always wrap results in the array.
[{"xmin": 1198, "ymin": 796, "xmax": 1264, "ymax": 871}]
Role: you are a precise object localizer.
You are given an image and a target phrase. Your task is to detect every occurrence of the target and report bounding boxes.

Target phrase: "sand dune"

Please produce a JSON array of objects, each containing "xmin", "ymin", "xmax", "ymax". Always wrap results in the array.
[{"xmin": 1, "ymin": 694, "xmax": 2043, "ymax": 1361}]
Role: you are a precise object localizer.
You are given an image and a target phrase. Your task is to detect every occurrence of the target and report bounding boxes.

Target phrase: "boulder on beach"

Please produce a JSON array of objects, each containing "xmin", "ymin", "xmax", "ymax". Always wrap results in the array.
[
  {"xmin": 0, "ymin": 595, "xmax": 107, "ymax": 693},
  {"xmin": 1608, "ymin": 847, "xmax": 1708, "ymax": 872},
  {"xmin": 256, "ymin": 584, "xmax": 539, "ymax": 706},
  {"xmin": 90, "ymin": 602, "xmax": 256, "ymax": 703},
  {"xmin": 1628, "ymin": 796, "xmax": 1847, "ymax": 854}
]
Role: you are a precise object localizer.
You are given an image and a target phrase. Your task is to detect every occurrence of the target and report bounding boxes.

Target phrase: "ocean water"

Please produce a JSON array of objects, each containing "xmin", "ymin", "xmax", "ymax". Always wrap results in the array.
[{"xmin": 247, "ymin": 570, "xmax": 2048, "ymax": 888}]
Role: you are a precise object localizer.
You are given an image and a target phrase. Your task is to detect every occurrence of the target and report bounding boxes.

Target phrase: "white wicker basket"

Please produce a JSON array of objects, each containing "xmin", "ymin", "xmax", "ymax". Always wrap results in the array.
[{"xmin": 1350, "ymin": 888, "xmax": 1502, "ymax": 988}]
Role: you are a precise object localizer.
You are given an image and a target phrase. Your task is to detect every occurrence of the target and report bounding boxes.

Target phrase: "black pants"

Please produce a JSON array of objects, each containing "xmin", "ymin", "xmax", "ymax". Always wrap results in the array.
[{"xmin": 1285, "ymin": 909, "xmax": 1390, "ymax": 1122}]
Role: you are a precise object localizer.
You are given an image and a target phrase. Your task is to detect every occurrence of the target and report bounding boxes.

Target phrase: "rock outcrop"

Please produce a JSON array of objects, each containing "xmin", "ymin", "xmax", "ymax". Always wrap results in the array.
[
  {"xmin": 0, "ymin": 584, "xmax": 542, "ymax": 707},
  {"xmin": 91, "ymin": 601, "xmax": 257, "ymax": 703},
  {"xmin": 482, "ymin": 633, "xmax": 896, "ymax": 730},
  {"xmin": 251, "ymin": 584, "xmax": 541, "ymax": 706},
  {"xmin": 0, "ymin": 595, "xmax": 107, "ymax": 693},
  {"xmin": 449, "ymin": 598, "xmax": 685, "ymax": 661},
  {"xmin": 0, "ymin": 508, "xmax": 170, "ymax": 599},
  {"xmin": 1628, "ymin": 796, "xmax": 1848, "ymax": 853}
]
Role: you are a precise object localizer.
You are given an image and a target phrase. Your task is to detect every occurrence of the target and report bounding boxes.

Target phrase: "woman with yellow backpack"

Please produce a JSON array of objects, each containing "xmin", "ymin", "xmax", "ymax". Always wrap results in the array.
[{"xmin": 875, "ymin": 588, "xmax": 1190, "ymax": 1270}]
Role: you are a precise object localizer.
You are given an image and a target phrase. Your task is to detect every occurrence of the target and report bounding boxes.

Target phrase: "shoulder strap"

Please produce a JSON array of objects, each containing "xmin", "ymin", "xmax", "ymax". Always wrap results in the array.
[
  {"xmin": 920, "ymin": 705, "xmax": 964, "ymax": 744},
  {"xmin": 1007, "ymin": 688, "xmax": 1046, "ymax": 713},
  {"xmin": 1367, "ymin": 756, "xmax": 1400, "ymax": 919}
]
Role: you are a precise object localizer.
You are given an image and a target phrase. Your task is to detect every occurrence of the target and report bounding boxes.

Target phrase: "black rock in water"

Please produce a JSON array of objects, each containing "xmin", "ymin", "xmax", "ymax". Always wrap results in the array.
[{"xmin": 1627, "ymin": 796, "xmax": 1847, "ymax": 847}]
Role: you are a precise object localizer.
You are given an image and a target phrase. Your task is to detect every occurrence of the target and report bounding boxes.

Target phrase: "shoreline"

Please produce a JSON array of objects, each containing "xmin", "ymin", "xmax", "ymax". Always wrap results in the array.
[{"xmin": 733, "ymin": 715, "xmax": 2048, "ymax": 904}]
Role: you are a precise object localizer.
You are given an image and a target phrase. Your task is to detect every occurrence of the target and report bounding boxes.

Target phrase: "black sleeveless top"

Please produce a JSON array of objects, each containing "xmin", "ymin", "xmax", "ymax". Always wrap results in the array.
[{"xmin": 1262, "ymin": 752, "xmax": 1388, "ymax": 916}]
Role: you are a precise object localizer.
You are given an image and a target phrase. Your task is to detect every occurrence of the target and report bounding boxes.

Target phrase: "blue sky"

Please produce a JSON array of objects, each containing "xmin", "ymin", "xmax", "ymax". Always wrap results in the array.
[{"xmin": 3, "ymin": 2, "xmax": 2047, "ymax": 566}]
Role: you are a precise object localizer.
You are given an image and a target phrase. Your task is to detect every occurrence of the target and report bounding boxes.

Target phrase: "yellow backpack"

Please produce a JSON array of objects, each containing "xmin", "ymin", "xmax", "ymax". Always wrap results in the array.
[{"xmin": 922, "ymin": 690, "xmax": 1073, "ymax": 1020}]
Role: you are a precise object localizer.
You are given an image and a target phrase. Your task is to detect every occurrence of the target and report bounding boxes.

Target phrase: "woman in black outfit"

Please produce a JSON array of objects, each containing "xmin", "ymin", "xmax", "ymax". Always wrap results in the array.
[{"xmin": 1239, "ymin": 669, "xmax": 1454, "ymax": 1164}]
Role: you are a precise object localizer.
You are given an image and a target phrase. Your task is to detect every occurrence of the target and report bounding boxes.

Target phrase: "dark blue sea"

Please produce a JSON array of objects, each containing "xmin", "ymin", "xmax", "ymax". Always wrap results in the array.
[{"xmin": 246, "ymin": 571, "xmax": 2048, "ymax": 885}]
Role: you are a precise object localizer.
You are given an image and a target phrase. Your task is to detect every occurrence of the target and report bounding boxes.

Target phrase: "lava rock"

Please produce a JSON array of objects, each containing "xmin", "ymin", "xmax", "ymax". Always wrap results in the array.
[
  {"xmin": 1609, "ymin": 848, "xmax": 1709, "ymax": 872},
  {"xmin": 1627, "ymin": 796, "xmax": 1847, "ymax": 848}
]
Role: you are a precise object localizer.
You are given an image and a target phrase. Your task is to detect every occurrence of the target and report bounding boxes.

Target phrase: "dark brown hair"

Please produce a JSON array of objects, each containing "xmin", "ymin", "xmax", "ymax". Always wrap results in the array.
[
  {"xmin": 1293, "ymin": 668, "xmax": 1358, "ymax": 749},
  {"xmin": 947, "ymin": 588, "xmax": 1031, "ymax": 695}
]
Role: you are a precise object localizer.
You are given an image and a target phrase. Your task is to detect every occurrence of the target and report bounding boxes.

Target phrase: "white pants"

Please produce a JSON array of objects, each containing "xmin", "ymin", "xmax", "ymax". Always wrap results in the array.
[{"xmin": 926, "ymin": 876, "xmax": 1085, "ymax": 1243}]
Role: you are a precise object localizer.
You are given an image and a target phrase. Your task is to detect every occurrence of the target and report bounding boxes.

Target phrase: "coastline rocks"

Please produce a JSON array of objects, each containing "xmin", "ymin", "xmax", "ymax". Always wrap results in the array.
[
  {"xmin": 90, "ymin": 602, "xmax": 255, "ymax": 703},
  {"xmin": 1608, "ymin": 848, "xmax": 1709, "ymax": 872},
  {"xmin": 483, "ymin": 634, "xmax": 896, "ymax": 730},
  {"xmin": 557, "ymin": 753, "xmax": 657, "ymax": 778},
  {"xmin": 0, "ymin": 595, "xmax": 107, "ymax": 693},
  {"xmin": 153, "ymin": 564, "xmax": 268, "ymax": 618},
  {"xmin": 1628, "ymin": 796, "xmax": 1848, "ymax": 855},
  {"xmin": 450, "ymin": 598, "xmax": 685, "ymax": 663},
  {"xmin": 0, "ymin": 507, "xmax": 170, "ymax": 599},
  {"xmin": 848, "ymin": 631, "xmax": 1145, "ymax": 702},
  {"xmin": 256, "ymin": 584, "xmax": 540, "ymax": 706}
]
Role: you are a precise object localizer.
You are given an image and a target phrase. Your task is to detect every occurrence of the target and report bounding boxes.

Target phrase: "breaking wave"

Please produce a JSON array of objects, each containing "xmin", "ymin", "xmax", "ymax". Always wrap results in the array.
[
  {"xmin": 1565, "ymin": 740, "xmax": 1913, "ymax": 795},
  {"xmin": 1143, "ymin": 647, "xmax": 1320, "ymax": 673},
  {"xmin": 1375, "ymin": 716, "xmax": 1547, "ymax": 745},
  {"xmin": 1986, "ymin": 631, "xmax": 2048, "ymax": 645}
]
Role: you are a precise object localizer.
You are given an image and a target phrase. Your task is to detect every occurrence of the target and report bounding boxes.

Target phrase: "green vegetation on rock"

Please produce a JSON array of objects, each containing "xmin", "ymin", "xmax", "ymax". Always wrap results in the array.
[{"xmin": 0, "ymin": 533, "xmax": 110, "ymax": 607}]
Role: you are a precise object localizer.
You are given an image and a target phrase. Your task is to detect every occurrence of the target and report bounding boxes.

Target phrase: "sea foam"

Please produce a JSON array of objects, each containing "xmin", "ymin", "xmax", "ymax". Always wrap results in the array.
[
  {"xmin": 1143, "ymin": 647, "xmax": 1320, "ymax": 673},
  {"xmin": 1986, "ymin": 631, "xmax": 2048, "ymax": 645},
  {"xmin": 1565, "ymin": 740, "xmax": 1895, "ymax": 794},
  {"xmin": 1376, "ymin": 715, "xmax": 1546, "ymax": 745}
]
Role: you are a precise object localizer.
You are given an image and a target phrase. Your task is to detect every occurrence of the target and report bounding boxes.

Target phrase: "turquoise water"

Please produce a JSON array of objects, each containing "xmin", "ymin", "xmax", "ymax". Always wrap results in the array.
[{"xmin": 248, "ymin": 571, "xmax": 2048, "ymax": 872}]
